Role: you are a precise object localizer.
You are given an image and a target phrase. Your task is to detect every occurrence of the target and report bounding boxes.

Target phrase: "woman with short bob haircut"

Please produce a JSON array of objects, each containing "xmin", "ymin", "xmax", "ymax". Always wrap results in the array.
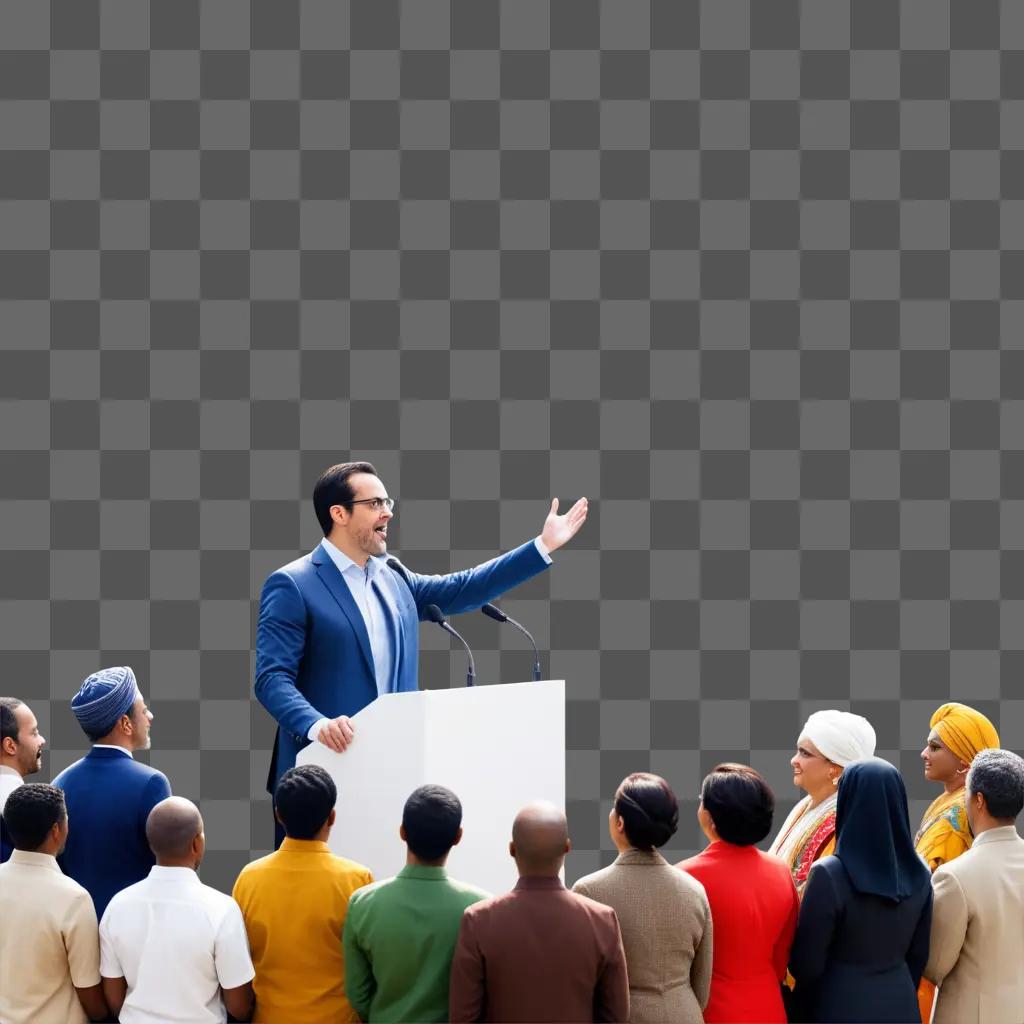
[
  {"xmin": 572, "ymin": 773, "xmax": 712, "ymax": 1024},
  {"xmin": 677, "ymin": 764, "xmax": 799, "ymax": 1024}
]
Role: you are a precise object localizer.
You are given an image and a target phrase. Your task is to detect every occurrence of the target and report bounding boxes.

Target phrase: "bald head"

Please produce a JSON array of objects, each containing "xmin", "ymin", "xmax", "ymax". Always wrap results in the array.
[
  {"xmin": 146, "ymin": 797, "xmax": 204, "ymax": 864},
  {"xmin": 510, "ymin": 802, "xmax": 570, "ymax": 876}
]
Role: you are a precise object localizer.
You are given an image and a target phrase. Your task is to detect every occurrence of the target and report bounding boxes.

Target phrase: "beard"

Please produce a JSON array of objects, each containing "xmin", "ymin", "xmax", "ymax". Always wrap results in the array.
[{"xmin": 359, "ymin": 524, "xmax": 388, "ymax": 555}]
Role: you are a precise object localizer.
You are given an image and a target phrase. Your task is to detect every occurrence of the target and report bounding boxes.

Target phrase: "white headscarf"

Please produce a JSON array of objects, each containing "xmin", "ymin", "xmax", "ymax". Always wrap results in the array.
[{"xmin": 802, "ymin": 709, "xmax": 876, "ymax": 766}]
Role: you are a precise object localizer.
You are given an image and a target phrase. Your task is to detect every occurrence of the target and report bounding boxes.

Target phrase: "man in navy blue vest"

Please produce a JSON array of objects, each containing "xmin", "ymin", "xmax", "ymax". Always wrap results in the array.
[{"xmin": 53, "ymin": 666, "xmax": 172, "ymax": 919}]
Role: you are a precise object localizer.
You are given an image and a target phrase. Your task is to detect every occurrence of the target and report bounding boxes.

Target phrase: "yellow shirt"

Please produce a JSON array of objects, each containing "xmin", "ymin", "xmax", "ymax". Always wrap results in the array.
[{"xmin": 232, "ymin": 838, "xmax": 373, "ymax": 1024}]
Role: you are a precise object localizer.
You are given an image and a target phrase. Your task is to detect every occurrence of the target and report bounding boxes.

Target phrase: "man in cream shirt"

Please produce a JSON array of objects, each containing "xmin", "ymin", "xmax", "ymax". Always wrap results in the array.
[
  {"xmin": 925, "ymin": 748, "xmax": 1024, "ymax": 1024},
  {"xmin": 0, "ymin": 784, "xmax": 107, "ymax": 1023}
]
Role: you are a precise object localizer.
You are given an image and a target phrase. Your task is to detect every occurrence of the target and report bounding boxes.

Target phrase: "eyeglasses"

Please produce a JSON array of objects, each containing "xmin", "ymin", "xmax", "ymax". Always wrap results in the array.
[{"xmin": 350, "ymin": 497, "xmax": 395, "ymax": 513}]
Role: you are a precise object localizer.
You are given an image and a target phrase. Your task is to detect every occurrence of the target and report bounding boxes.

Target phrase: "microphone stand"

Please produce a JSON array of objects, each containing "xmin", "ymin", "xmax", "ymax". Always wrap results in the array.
[
  {"xmin": 425, "ymin": 604, "xmax": 476, "ymax": 687},
  {"xmin": 481, "ymin": 603, "xmax": 542, "ymax": 681}
]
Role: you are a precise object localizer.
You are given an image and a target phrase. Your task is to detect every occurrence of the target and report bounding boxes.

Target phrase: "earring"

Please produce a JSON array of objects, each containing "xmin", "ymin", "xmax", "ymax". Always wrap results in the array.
[{"xmin": 831, "ymin": 775, "xmax": 838, "ymax": 787}]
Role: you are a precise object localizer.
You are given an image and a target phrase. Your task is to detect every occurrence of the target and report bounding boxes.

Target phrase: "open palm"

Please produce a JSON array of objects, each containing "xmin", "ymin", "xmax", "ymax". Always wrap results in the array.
[{"xmin": 540, "ymin": 497, "xmax": 589, "ymax": 553}]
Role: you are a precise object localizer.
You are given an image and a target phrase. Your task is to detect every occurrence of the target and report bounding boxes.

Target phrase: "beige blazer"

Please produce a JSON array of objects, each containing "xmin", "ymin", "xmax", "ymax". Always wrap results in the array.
[
  {"xmin": 925, "ymin": 825, "xmax": 1024, "ymax": 1024},
  {"xmin": 573, "ymin": 849, "xmax": 713, "ymax": 1024}
]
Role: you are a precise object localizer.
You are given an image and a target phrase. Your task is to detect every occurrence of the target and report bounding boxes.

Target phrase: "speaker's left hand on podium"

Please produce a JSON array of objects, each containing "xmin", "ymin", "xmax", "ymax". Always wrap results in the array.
[
  {"xmin": 316, "ymin": 715, "xmax": 355, "ymax": 752},
  {"xmin": 540, "ymin": 497, "xmax": 589, "ymax": 553}
]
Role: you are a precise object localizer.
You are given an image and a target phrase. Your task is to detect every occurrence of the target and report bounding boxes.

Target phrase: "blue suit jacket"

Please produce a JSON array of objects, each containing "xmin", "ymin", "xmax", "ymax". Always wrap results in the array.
[
  {"xmin": 255, "ymin": 539, "xmax": 550, "ymax": 792},
  {"xmin": 0, "ymin": 816, "xmax": 11, "ymax": 863},
  {"xmin": 53, "ymin": 746, "xmax": 172, "ymax": 919}
]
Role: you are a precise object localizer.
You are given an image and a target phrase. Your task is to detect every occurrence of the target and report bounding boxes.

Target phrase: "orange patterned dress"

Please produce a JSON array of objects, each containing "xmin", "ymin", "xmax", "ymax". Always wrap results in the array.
[{"xmin": 914, "ymin": 788, "xmax": 972, "ymax": 1022}]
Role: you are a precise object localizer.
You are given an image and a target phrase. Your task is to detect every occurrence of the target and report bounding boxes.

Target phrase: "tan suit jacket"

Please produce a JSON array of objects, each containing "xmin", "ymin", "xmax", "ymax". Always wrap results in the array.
[
  {"xmin": 573, "ymin": 849, "xmax": 712, "ymax": 1024},
  {"xmin": 925, "ymin": 825, "xmax": 1024, "ymax": 1024}
]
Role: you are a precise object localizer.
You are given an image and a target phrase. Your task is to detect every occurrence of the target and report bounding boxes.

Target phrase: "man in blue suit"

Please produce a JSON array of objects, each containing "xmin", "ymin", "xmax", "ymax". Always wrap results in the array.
[
  {"xmin": 255, "ymin": 461, "xmax": 588, "ymax": 815},
  {"xmin": 53, "ymin": 666, "xmax": 172, "ymax": 919}
]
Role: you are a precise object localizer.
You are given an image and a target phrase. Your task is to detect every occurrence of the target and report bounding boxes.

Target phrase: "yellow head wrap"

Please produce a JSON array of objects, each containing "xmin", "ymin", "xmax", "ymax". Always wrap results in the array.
[{"xmin": 930, "ymin": 703, "xmax": 1000, "ymax": 767}]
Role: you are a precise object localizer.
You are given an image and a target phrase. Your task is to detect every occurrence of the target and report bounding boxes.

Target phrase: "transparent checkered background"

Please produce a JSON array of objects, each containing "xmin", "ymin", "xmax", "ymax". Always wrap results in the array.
[{"xmin": 2, "ymin": 0, "xmax": 1024, "ymax": 894}]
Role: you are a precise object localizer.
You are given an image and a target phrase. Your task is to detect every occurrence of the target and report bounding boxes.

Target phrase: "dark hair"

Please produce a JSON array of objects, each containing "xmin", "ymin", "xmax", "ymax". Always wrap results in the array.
[
  {"xmin": 312, "ymin": 461, "xmax": 378, "ymax": 535},
  {"xmin": 701, "ymin": 763, "xmax": 775, "ymax": 846},
  {"xmin": 2, "ymin": 783, "xmax": 65, "ymax": 850},
  {"xmin": 274, "ymin": 765, "xmax": 337, "ymax": 839},
  {"xmin": 613, "ymin": 773, "xmax": 678, "ymax": 850},
  {"xmin": 1, "ymin": 697, "xmax": 24, "ymax": 746},
  {"xmin": 402, "ymin": 784, "xmax": 463, "ymax": 861},
  {"xmin": 968, "ymin": 749, "xmax": 1024, "ymax": 821}
]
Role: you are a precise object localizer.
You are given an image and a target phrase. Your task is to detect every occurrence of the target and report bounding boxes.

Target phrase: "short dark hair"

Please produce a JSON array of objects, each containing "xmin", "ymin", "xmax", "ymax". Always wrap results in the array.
[
  {"xmin": 968, "ymin": 749, "xmax": 1024, "ymax": 821},
  {"xmin": 701, "ymin": 763, "xmax": 775, "ymax": 846},
  {"xmin": 402, "ymin": 785, "xmax": 463, "ymax": 861},
  {"xmin": 274, "ymin": 765, "xmax": 337, "ymax": 839},
  {"xmin": 613, "ymin": 773, "xmax": 679, "ymax": 850},
  {"xmin": 2, "ymin": 783, "xmax": 65, "ymax": 850},
  {"xmin": 1, "ymin": 697, "xmax": 24, "ymax": 746},
  {"xmin": 313, "ymin": 461, "xmax": 378, "ymax": 535}
]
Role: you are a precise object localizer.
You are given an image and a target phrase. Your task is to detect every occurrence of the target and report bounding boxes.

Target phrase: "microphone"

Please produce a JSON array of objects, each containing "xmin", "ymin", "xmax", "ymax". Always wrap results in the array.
[
  {"xmin": 424, "ymin": 604, "xmax": 476, "ymax": 688},
  {"xmin": 481, "ymin": 603, "xmax": 542, "ymax": 681}
]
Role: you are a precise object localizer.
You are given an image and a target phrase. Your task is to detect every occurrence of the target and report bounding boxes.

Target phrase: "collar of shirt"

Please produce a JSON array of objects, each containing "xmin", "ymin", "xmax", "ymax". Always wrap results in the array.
[
  {"xmin": 513, "ymin": 876, "xmax": 566, "ymax": 891},
  {"xmin": 149, "ymin": 865, "xmax": 201, "ymax": 883},
  {"xmin": 279, "ymin": 837, "xmax": 332, "ymax": 855},
  {"xmin": 10, "ymin": 849, "xmax": 60, "ymax": 871},
  {"xmin": 398, "ymin": 864, "xmax": 449, "ymax": 881},
  {"xmin": 694, "ymin": 839, "xmax": 760, "ymax": 861},
  {"xmin": 614, "ymin": 848, "xmax": 668, "ymax": 867},
  {"xmin": 0, "ymin": 764, "xmax": 22, "ymax": 779},
  {"xmin": 91, "ymin": 743, "xmax": 134, "ymax": 758},
  {"xmin": 320, "ymin": 538, "xmax": 386, "ymax": 582},
  {"xmin": 972, "ymin": 824, "xmax": 1023, "ymax": 846}
]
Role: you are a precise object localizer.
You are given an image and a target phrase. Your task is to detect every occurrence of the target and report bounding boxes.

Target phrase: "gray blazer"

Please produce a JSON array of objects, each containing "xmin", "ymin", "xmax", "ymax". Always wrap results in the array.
[
  {"xmin": 925, "ymin": 825, "xmax": 1024, "ymax": 1024},
  {"xmin": 573, "ymin": 849, "xmax": 713, "ymax": 1024}
]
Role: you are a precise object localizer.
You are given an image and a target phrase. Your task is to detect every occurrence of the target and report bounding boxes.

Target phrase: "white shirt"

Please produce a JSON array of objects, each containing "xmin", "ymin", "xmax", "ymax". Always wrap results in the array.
[
  {"xmin": 100, "ymin": 865, "xmax": 254, "ymax": 1024},
  {"xmin": 0, "ymin": 764, "xmax": 22, "ymax": 814},
  {"xmin": 308, "ymin": 538, "xmax": 553, "ymax": 741},
  {"xmin": 92, "ymin": 743, "xmax": 133, "ymax": 758}
]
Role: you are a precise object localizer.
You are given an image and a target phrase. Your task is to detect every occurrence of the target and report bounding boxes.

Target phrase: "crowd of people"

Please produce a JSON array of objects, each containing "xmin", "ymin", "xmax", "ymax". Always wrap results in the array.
[{"xmin": 1, "ymin": 672, "xmax": 1022, "ymax": 1024}]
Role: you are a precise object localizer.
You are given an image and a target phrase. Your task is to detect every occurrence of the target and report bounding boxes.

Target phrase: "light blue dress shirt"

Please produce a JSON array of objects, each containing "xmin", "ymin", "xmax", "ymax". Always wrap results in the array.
[{"xmin": 320, "ymin": 539, "xmax": 395, "ymax": 696}]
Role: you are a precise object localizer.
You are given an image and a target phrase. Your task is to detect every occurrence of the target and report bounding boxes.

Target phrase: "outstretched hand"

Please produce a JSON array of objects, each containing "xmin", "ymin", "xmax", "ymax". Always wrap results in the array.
[{"xmin": 540, "ymin": 497, "xmax": 589, "ymax": 553}]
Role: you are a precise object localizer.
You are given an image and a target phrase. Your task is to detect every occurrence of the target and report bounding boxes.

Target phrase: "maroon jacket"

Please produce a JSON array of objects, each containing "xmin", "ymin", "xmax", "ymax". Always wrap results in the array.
[{"xmin": 449, "ymin": 876, "xmax": 629, "ymax": 1023}]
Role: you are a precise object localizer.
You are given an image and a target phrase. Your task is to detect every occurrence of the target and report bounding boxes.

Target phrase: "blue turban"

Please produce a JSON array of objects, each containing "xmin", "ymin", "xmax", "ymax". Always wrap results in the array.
[{"xmin": 71, "ymin": 666, "xmax": 140, "ymax": 738}]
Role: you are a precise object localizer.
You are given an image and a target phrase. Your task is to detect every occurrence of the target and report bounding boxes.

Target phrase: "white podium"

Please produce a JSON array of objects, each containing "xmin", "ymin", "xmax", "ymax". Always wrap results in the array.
[{"xmin": 297, "ymin": 679, "xmax": 565, "ymax": 896}]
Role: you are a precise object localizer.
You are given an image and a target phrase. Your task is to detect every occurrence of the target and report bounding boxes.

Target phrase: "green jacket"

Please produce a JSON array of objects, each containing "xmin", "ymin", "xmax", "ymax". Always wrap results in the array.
[{"xmin": 344, "ymin": 864, "xmax": 489, "ymax": 1023}]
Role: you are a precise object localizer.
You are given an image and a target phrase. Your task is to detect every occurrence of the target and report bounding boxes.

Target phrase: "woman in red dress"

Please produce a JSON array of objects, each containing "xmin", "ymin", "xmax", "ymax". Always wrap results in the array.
[{"xmin": 677, "ymin": 764, "xmax": 799, "ymax": 1024}]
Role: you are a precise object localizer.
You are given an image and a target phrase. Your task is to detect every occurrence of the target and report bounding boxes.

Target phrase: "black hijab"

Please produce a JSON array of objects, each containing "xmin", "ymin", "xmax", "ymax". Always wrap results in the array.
[{"xmin": 834, "ymin": 757, "xmax": 930, "ymax": 902}]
